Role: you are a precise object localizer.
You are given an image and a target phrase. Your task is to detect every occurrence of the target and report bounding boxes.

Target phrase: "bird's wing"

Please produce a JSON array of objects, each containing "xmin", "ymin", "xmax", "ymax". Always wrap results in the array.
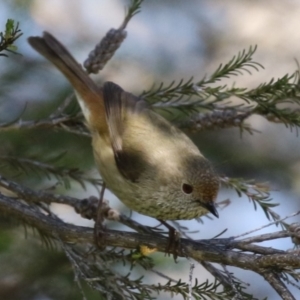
[{"xmin": 102, "ymin": 81, "xmax": 147, "ymax": 182}]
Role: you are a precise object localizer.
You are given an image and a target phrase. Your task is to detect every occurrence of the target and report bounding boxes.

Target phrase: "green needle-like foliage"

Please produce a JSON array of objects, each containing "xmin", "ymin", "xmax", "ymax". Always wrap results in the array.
[
  {"xmin": 141, "ymin": 46, "xmax": 300, "ymax": 135},
  {"xmin": 0, "ymin": 19, "xmax": 23, "ymax": 56},
  {"xmin": 0, "ymin": 154, "xmax": 102, "ymax": 190}
]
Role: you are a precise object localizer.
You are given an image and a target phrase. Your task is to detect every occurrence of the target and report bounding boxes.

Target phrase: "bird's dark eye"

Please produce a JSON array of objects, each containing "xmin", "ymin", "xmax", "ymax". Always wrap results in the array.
[{"xmin": 182, "ymin": 183, "xmax": 193, "ymax": 194}]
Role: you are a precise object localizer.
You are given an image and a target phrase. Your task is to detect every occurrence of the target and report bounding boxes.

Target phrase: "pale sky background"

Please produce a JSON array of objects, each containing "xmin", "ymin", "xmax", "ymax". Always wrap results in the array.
[{"xmin": 1, "ymin": 0, "xmax": 300, "ymax": 299}]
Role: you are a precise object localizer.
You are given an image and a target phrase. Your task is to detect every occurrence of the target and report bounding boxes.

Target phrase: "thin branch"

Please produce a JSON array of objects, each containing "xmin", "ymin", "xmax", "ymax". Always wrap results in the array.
[
  {"xmin": 200, "ymin": 261, "xmax": 232, "ymax": 289},
  {"xmin": 262, "ymin": 272, "xmax": 296, "ymax": 300},
  {"xmin": 233, "ymin": 210, "xmax": 300, "ymax": 239},
  {"xmin": 188, "ymin": 262, "xmax": 195, "ymax": 300},
  {"xmin": 235, "ymin": 230, "xmax": 294, "ymax": 244},
  {"xmin": 178, "ymin": 107, "xmax": 254, "ymax": 133},
  {"xmin": 221, "ymin": 265, "xmax": 244, "ymax": 300},
  {"xmin": 0, "ymin": 114, "xmax": 90, "ymax": 136},
  {"xmin": 232, "ymin": 243, "xmax": 285, "ymax": 255},
  {"xmin": 59, "ymin": 239, "xmax": 88, "ymax": 300},
  {"xmin": 0, "ymin": 156, "xmax": 101, "ymax": 190},
  {"xmin": 0, "ymin": 174, "xmax": 86, "ymax": 206}
]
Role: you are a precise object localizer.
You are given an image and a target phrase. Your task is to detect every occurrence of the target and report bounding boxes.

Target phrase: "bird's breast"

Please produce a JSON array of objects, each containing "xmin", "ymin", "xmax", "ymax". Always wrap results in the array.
[{"xmin": 91, "ymin": 117, "xmax": 211, "ymax": 220}]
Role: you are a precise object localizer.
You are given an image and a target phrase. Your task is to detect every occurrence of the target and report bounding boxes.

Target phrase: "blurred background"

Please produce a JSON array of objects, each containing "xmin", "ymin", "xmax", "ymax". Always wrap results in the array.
[{"xmin": 1, "ymin": 0, "xmax": 300, "ymax": 299}]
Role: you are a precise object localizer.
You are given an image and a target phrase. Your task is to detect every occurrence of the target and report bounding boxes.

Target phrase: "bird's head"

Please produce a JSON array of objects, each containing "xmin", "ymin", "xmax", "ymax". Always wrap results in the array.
[{"xmin": 180, "ymin": 156, "xmax": 220, "ymax": 218}]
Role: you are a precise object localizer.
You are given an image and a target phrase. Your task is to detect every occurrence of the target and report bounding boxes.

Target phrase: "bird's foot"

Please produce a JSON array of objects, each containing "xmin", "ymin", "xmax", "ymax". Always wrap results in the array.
[
  {"xmin": 158, "ymin": 219, "xmax": 181, "ymax": 262},
  {"xmin": 94, "ymin": 183, "xmax": 107, "ymax": 250}
]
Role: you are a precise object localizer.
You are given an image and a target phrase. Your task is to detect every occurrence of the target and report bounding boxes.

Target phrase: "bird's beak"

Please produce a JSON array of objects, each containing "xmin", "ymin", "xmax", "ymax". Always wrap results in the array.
[{"xmin": 203, "ymin": 202, "xmax": 219, "ymax": 218}]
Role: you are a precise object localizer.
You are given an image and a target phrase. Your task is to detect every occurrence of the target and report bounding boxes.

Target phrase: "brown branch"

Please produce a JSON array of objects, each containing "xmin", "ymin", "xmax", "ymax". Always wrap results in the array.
[
  {"xmin": 0, "ymin": 175, "xmax": 79, "ymax": 206},
  {"xmin": 0, "ymin": 115, "xmax": 90, "ymax": 136},
  {"xmin": 256, "ymin": 252, "xmax": 300, "ymax": 269},
  {"xmin": 1, "ymin": 176, "xmax": 300, "ymax": 298},
  {"xmin": 237, "ymin": 231, "xmax": 294, "ymax": 244},
  {"xmin": 0, "ymin": 175, "xmax": 298, "ymax": 259},
  {"xmin": 262, "ymin": 272, "xmax": 296, "ymax": 300},
  {"xmin": 200, "ymin": 261, "xmax": 232, "ymax": 289},
  {"xmin": 178, "ymin": 107, "xmax": 254, "ymax": 133},
  {"xmin": 1, "ymin": 192, "xmax": 300, "ymax": 270},
  {"xmin": 233, "ymin": 242, "xmax": 285, "ymax": 255}
]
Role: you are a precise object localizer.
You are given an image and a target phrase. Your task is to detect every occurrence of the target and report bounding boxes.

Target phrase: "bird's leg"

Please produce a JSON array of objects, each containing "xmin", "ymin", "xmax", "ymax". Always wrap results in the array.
[
  {"xmin": 158, "ymin": 219, "xmax": 181, "ymax": 261},
  {"xmin": 94, "ymin": 182, "xmax": 107, "ymax": 250}
]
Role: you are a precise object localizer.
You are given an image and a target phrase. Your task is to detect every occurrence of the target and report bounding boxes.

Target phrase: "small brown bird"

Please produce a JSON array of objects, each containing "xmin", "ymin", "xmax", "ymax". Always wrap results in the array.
[{"xmin": 28, "ymin": 32, "xmax": 219, "ymax": 221}]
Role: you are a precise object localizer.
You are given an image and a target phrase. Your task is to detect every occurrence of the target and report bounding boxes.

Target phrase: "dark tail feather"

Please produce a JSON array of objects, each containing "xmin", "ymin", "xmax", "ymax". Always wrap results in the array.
[{"xmin": 28, "ymin": 32, "xmax": 101, "ymax": 106}]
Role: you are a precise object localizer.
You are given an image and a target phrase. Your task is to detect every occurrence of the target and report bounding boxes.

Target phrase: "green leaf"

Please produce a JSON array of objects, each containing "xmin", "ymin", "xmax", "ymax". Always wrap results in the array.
[
  {"xmin": 5, "ymin": 19, "xmax": 15, "ymax": 38},
  {"xmin": 7, "ymin": 44, "xmax": 17, "ymax": 51}
]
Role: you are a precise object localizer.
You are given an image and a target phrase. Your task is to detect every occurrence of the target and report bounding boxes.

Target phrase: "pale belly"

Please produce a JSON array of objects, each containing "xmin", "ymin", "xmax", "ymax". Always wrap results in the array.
[{"xmin": 91, "ymin": 135, "xmax": 209, "ymax": 220}]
